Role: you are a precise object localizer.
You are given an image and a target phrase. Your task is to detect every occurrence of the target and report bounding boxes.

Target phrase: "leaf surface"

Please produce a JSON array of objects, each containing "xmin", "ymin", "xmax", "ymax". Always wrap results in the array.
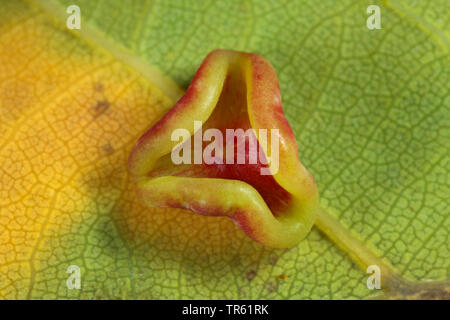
[{"xmin": 0, "ymin": 0, "xmax": 448, "ymax": 299}]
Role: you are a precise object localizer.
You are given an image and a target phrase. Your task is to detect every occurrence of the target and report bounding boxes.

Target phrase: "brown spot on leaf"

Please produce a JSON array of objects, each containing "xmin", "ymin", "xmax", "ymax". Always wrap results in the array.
[
  {"xmin": 277, "ymin": 274, "xmax": 287, "ymax": 280},
  {"xmin": 102, "ymin": 143, "xmax": 115, "ymax": 155},
  {"xmin": 92, "ymin": 100, "xmax": 110, "ymax": 118},
  {"xmin": 246, "ymin": 270, "xmax": 256, "ymax": 281}
]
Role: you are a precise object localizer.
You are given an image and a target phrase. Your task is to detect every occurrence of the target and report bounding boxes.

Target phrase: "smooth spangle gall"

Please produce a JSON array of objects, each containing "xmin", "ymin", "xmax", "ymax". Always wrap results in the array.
[{"xmin": 129, "ymin": 49, "xmax": 319, "ymax": 248}]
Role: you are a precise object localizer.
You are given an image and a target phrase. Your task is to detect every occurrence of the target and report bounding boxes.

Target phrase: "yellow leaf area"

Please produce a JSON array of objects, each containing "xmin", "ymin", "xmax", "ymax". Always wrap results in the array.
[
  {"xmin": 0, "ymin": 1, "xmax": 176, "ymax": 298},
  {"xmin": 0, "ymin": 0, "xmax": 448, "ymax": 300}
]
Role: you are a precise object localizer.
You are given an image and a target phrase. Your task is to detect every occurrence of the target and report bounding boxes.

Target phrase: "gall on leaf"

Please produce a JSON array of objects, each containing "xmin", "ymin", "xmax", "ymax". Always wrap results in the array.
[{"xmin": 129, "ymin": 50, "xmax": 319, "ymax": 248}]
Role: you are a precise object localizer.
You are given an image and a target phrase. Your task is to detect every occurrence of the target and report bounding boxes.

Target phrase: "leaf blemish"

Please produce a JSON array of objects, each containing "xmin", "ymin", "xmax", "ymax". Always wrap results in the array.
[
  {"xmin": 102, "ymin": 143, "xmax": 115, "ymax": 155},
  {"xmin": 92, "ymin": 100, "xmax": 110, "ymax": 118},
  {"xmin": 246, "ymin": 270, "xmax": 257, "ymax": 281},
  {"xmin": 277, "ymin": 274, "xmax": 287, "ymax": 280},
  {"xmin": 94, "ymin": 82, "xmax": 104, "ymax": 91}
]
